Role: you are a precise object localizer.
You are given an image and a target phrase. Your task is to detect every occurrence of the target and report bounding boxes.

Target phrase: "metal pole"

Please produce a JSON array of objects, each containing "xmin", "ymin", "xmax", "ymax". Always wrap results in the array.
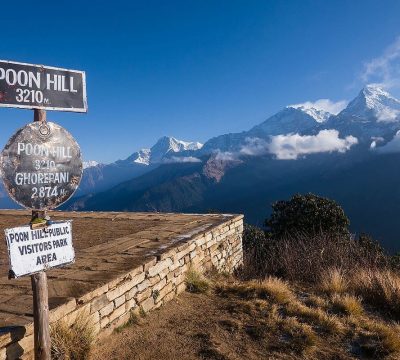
[{"xmin": 31, "ymin": 109, "xmax": 51, "ymax": 360}]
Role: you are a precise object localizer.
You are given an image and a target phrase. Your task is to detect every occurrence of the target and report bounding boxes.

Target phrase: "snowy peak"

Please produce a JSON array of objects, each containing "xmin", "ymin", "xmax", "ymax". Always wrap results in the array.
[
  {"xmin": 250, "ymin": 106, "xmax": 321, "ymax": 137},
  {"xmin": 340, "ymin": 84, "xmax": 400, "ymax": 122},
  {"xmin": 133, "ymin": 149, "xmax": 151, "ymax": 165},
  {"xmin": 288, "ymin": 105, "xmax": 332, "ymax": 123},
  {"xmin": 150, "ymin": 136, "xmax": 203, "ymax": 163},
  {"xmin": 83, "ymin": 161, "xmax": 100, "ymax": 169},
  {"xmin": 123, "ymin": 136, "xmax": 203, "ymax": 165}
]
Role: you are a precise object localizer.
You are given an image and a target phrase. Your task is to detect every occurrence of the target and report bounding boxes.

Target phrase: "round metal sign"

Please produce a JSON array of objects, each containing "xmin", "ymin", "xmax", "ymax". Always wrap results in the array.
[{"xmin": 0, "ymin": 121, "xmax": 82, "ymax": 210}]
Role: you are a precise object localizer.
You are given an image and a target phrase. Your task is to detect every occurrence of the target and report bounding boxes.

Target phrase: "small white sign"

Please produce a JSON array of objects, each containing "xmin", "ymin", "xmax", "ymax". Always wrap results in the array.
[{"xmin": 4, "ymin": 221, "xmax": 75, "ymax": 278}]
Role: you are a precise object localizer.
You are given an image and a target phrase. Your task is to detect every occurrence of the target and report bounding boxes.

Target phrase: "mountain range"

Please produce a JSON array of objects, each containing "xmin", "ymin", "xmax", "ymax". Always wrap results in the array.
[{"xmin": 3, "ymin": 84, "xmax": 400, "ymax": 252}]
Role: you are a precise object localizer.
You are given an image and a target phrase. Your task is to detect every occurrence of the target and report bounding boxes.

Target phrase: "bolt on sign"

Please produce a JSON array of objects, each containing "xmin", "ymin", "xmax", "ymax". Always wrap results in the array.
[
  {"xmin": 5, "ymin": 221, "xmax": 74, "ymax": 278},
  {"xmin": 0, "ymin": 60, "xmax": 87, "ymax": 112},
  {"xmin": 0, "ymin": 122, "xmax": 82, "ymax": 209}
]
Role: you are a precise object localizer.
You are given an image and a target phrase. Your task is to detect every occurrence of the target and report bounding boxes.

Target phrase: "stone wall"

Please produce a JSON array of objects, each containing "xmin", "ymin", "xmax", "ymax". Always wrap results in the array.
[{"xmin": 0, "ymin": 214, "xmax": 243, "ymax": 359}]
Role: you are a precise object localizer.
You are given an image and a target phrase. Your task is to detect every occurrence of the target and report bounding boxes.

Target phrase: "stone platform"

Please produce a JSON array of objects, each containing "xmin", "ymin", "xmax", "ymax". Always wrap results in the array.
[{"xmin": 0, "ymin": 210, "xmax": 243, "ymax": 359}]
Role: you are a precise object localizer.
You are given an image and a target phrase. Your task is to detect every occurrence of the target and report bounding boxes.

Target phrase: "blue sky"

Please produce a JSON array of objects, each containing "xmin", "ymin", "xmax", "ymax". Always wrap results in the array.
[{"xmin": 1, "ymin": 0, "xmax": 400, "ymax": 163}]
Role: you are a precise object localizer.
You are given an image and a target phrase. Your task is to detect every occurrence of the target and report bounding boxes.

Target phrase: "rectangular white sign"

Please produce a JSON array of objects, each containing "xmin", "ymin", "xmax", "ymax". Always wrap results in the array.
[{"xmin": 4, "ymin": 221, "xmax": 75, "ymax": 278}]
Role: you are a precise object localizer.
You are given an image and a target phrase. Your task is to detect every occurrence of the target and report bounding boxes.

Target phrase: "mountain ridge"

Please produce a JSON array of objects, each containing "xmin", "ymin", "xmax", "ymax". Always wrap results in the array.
[{"xmin": 62, "ymin": 84, "xmax": 400, "ymax": 254}]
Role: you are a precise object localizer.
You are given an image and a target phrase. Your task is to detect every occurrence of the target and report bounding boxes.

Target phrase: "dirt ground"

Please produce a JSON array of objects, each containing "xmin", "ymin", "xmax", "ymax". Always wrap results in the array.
[
  {"xmin": 92, "ymin": 290, "xmax": 263, "ymax": 360},
  {"xmin": 92, "ymin": 274, "xmax": 400, "ymax": 360}
]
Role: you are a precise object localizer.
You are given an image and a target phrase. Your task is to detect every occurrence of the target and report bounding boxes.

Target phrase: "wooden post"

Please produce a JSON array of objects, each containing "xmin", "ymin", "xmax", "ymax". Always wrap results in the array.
[
  {"xmin": 31, "ymin": 109, "xmax": 51, "ymax": 360},
  {"xmin": 31, "ymin": 270, "xmax": 51, "ymax": 360},
  {"xmin": 34, "ymin": 109, "xmax": 46, "ymax": 123}
]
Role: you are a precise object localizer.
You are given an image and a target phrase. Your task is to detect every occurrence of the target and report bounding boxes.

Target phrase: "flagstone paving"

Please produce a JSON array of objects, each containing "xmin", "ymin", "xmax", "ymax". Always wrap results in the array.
[{"xmin": 0, "ymin": 210, "xmax": 238, "ymax": 329}]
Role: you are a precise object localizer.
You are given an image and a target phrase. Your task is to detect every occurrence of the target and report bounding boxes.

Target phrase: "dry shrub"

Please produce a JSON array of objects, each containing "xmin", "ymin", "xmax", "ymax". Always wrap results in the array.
[
  {"xmin": 51, "ymin": 314, "xmax": 95, "ymax": 360},
  {"xmin": 320, "ymin": 268, "xmax": 348, "ymax": 295},
  {"xmin": 351, "ymin": 269, "xmax": 400, "ymax": 318},
  {"xmin": 243, "ymin": 225, "xmax": 389, "ymax": 284},
  {"xmin": 331, "ymin": 294, "xmax": 363, "ymax": 316},
  {"xmin": 185, "ymin": 269, "xmax": 210, "ymax": 294}
]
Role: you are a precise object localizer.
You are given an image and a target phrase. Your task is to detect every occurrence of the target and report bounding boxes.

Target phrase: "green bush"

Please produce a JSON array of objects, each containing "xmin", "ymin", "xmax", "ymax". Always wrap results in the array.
[
  {"xmin": 243, "ymin": 224, "xmax": 268, "ymax": 251},
  {"xmin": 265, "ymin": 193, "xmax": 350, "ymax": 238},
  {"xmin": 242, "ymin": 224, "xmax": 271, "ymax": 278}
]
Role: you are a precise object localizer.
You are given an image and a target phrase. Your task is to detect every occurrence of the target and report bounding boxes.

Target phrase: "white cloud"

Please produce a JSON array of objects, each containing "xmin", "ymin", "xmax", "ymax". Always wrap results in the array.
[
  {"xmin": 376, "ymin": 107, "xmax": 400, "ymax": 122},
  {"xmin": 240, "ymin": 137, "xmax": 269, "ymax": 156},
  {"xmin": 370, "ymin": 136, "xmax": 384, "ymax": 149},
  {"xmin": 163, "ymin": 156, "xmax": 202, "ymax": 163},
  {"xmin": 240, "ymin": 131, "xmax": 358, "ymax": 160},
  {"xmin": 361, "ymin": 36, "xmax": 400, "ymax": 88},
  {"xmin": 290, "ymin": 99, "xmax": 348, "ymax": 115},
  {"xmin": 268, "ymin": 130, "xmax": 358, "ymax": 160},
  {"xmin": 214, "ymin": 151, "xmax": 237, "ymax": 161},
  {"xmin": 375, "ymin": 131, "xmax": 400, "ymax": 153}
]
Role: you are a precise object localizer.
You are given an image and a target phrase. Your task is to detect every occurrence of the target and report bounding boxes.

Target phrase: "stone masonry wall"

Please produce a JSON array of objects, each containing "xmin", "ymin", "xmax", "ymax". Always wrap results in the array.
[{"xmin": 0, "ymin": 215, "xmax": 243, "ymax": 359}]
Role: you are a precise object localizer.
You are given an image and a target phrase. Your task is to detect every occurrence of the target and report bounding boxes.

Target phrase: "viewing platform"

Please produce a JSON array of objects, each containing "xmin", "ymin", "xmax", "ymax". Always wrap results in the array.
[{"xmin": 0, "ymin": 210, "xmax": 244, "ymax": 359}]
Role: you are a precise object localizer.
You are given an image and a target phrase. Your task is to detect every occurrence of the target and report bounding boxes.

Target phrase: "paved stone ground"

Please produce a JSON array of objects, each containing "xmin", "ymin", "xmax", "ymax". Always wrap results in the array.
[{"xmin": 0, "ymin": 210, "xmax": 236, "ymax": 330}]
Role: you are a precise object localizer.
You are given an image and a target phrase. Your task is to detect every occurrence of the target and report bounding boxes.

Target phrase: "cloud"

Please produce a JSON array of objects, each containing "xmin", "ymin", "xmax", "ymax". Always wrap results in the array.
[
  {"xmin": 290, "ymin": 99, "xmax": 348, "ymax": 115},
  {"xmin": 376, "ymin": 107, "xmax": 400, "ymax": 122},
  {"xmin": 240, "ymin": 130, "xmax": 358, "ymax": 160},
  {"xmin": 374, "ymin": 131, "xmax": 400, "ymax": 153},
  {"xmin": 370, "ymin": 136, "xmax": 384, "ymax": 149},
  {"xmin": 268, "ymin": 130, "xmax": 358, "ymax": 160},
  {"xmin": 162, "ymin": 156, "xmax": 202, "ymax": 163},
  {"xmin": 361, "ymin": 36, "xmax": 400, "ymax": 88},
  {"xmin": 240, "ymin": 138, "xmax": 269, "ymax": 156},
  {"xmin": 214, "ymin": 151, "xmax": 237, "ymax": 161}
]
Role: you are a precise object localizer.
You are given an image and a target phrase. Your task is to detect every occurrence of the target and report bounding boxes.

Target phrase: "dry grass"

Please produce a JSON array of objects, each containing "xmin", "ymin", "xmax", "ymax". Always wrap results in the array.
[
  {"xmin": 320, "ymin": 267, "xmax": 348, "ymax": 295},
  {"xmin": 362, "ymin": 318, "xmax": 400, "ymax": 359},
  {"xmin": 218, "ymin": 275, "xmax": 400, "ymax": 358},
  {"xmin": 261, "ymin": 276, "xmax": 296, "ymax": 304},
  {"xmin": 304, "ymin": 294, "xmax": 329, "ymax": 309},
  {"xmin": 238, "ymin": 226, "xmax": 400, "ymax": 358},
  {"xmin": 115, "ymin": 310, "xmax": 140, "ymax": 333},
  {"xmin": 350, "ymin": 269, "xmax": 400, "ymax": 318},
  {"xmin": 286, "ymin": 300, "xmax": 345, "ymax": 335},
  {"xmin": 185, "ymin": 268, "xmax": 210, "ymax": 294},
  {"xmin": 331, "ymin": 294, "xmax": 363, "ymax": 316},
  {"xmin": 51, "ymin": 313, "xmax": 95, "ymax": 360},
  {"xmin": 281, "ymin": 316, "xmax": 317, "ymax": 355},
  {"xmin": 216, "ymin": 276, "xmax": 295, "ymax": 305}
]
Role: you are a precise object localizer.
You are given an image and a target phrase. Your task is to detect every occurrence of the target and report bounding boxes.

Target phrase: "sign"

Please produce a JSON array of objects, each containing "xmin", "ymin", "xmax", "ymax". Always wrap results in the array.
[
  {"xmin": 0, "ymin": 122, "xmax": 82, "ymax": 209},
  {"xmin": 5, "ymin": 221, "xmax": 74, "ymax": 278},
  {"xmin": 0, "ymin": 60, "xmax": 87, "ymax": 112}
]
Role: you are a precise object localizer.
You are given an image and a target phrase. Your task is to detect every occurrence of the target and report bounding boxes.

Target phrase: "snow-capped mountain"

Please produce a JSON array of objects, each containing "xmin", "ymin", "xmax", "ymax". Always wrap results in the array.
[
  {"xmin": 65, "ymin": 85, "xmax": 400, "ymax": 253},
  {"xmin": 126, "ymin": 136, "xmax": 203, "ymax": 165},
  {"xmin": 328, "ymin": 85, "xmax": 400, "ymax": 143},
  {"xmin": 249, "ymin": 106, "xmax": 324, "ymax": 136},
  {"xmin": 339, "ymin": 85, "xmax": 400, "ymax": 122},
  {"xmin": 83, "ymin": 160, "xmax": 100, "ymax": 169},
  {"xmin": 198, "ymin": 85, "xmax": 400, "ymax": 157},
  {"xmin": 200, "ymin": 105, "xmax": 328, "ymax": 154},
  {"xmin": 288, "ymin": 105, "xmax": 331, "ymax": 123},
  {"xmin": 76, "ymin": 136, "xmax": 203, "ymax": 196},
  {"xmin": 124, "ymin": 149, "xmax": 151, "ymax": 165}
]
